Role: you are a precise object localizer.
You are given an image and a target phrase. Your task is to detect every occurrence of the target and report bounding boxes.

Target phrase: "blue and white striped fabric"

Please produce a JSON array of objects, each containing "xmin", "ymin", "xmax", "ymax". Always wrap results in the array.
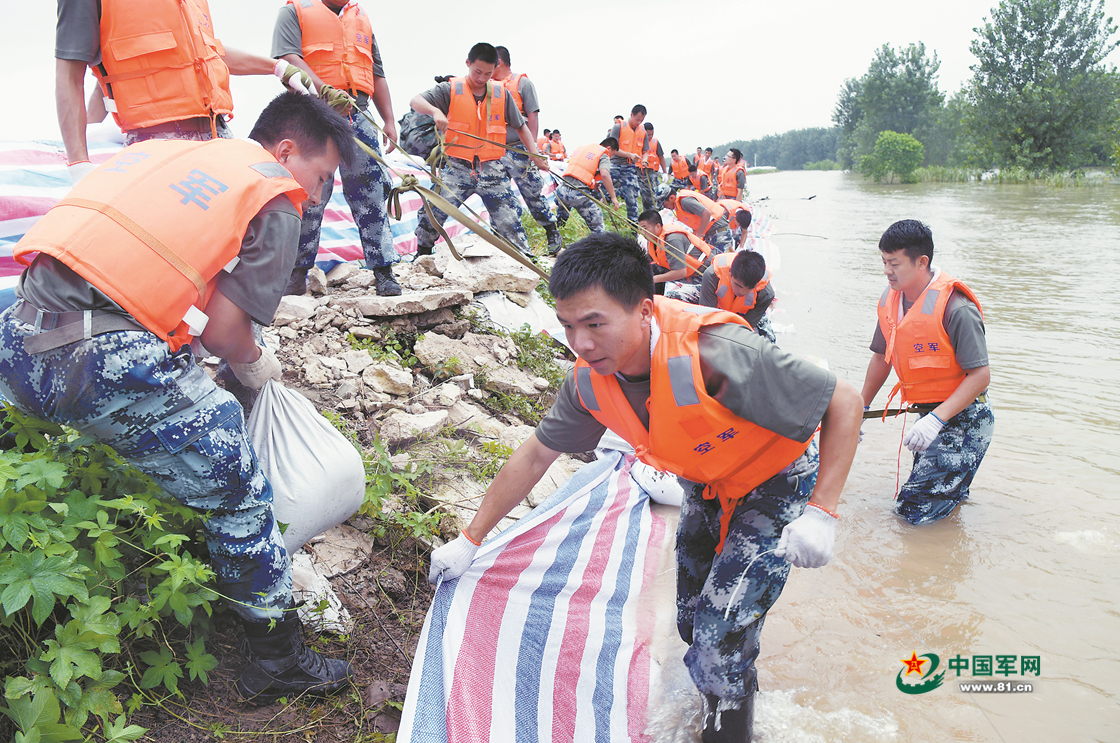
[{"xmin": 400, "ymin": 451, "xmax": 673, "ymax": 743}]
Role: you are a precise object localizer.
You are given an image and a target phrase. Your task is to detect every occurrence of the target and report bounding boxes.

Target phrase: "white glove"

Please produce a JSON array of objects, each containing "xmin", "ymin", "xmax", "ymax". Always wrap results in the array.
[
  {"xmin": 774, "ymin": 504, "xmax": 837, "ymax": 568},
  {"xmin": 229, "ymin": 346, "xmax": 282, "ymax": 390},
  {"xmin": 68, "ymin": 161, "xmax": 96, "ymax": 185},
  {"xmin": 428, "ymin": 530, "xmax": 480, "ymax": 584},
  {"xmin": 903, "ymin": 412, "xmax": 945, "ymax": 452},
  {"xmin": 273, "ymin": 60, "xmax": 315, "ymax": 96},
  {"xmin": 859, "ymin": 405, "xmax": 869, "ymax": 443}
]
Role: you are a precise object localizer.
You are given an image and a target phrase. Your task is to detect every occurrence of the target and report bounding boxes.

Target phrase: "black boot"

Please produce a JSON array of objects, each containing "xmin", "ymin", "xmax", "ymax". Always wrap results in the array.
[
  {"xmin": 544, "ymin": 223, "xmax": 563, "ymax": 255},
  {"xmin": 372, "ymin": 265, "xmax": 402, "ymax": 296},
  {"xmin": 284, "ymin": 268, "xmax": 309, "ymax": 296},
  {"xmin": 236, "ymin": 614, "xmax": 351, "ymax": 704},
  {"xmin": 701, "ymin": 691, "xmax": 755, "ymax": 743}
]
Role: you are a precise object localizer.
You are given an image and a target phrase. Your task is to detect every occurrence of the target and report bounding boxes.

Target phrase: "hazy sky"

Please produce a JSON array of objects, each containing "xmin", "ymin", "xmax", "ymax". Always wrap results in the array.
[{"xmin": 5, "ymin": 0, "xmax": 1120, "ymax": 155}]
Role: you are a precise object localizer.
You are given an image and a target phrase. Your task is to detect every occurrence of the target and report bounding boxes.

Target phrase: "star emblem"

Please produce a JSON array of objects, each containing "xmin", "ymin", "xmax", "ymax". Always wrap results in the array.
[{"xmin": 901, "ymin": 651, "xmax": 928, "ymax": 677}]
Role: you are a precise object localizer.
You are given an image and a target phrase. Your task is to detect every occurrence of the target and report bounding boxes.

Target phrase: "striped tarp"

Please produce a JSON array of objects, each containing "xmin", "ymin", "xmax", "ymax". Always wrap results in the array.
[{"xmin": 400, "ymin": 451, "xmax": 674, "ymax": 743}]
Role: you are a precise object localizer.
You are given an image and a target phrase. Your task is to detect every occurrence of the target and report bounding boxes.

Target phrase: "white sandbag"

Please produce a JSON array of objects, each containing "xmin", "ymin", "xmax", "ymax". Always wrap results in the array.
[{"xmin": 247, "ymin": 380, "xmax": 366, "ymax": 554}]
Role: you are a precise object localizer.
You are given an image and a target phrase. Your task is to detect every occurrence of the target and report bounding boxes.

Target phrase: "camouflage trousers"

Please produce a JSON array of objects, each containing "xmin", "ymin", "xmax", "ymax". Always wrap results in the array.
[
  {"xmin": 501, "ymin": 151, "xmax": 556, "ymax": 228},
  {"xmin": 664, "ymin": 279, "xmax": 703, "ymax": 304},
  {"xmin": 415, "ymin": 157, "xmax": 531, "ymax": 255},
  {"xmin": 296, "ymin": 108, "xmax": 397, "ymax": 271},
  {"xmin": 124, "ymin": 116, "xmax": 232, "ymax": 146},
  {"xmin": 897, "ymin": 398, "xmax": 994, "ymax": 525},
  {"xmin": 612, "ymin": 161, "xmax": 642, "ymax": 223},
  {"xmin": 670, "ymin": 176, "xmax": 690, "ymax": 191},
  {"xmin": 0, "ymin": 305, "xmax": 290, "ymax": 621},
  {"xmin": 752, "ymin": 314, "xmax": 777, "ymax": 344},
  {"xmin": 677, "ymin": 442, "xmax": 820, "ymax": 701},
  {"xmin": 702, "ymin": 226, "xmax": 733, "ymax": 254},
  {"xmin": 555, "ymin": 181, "xmax": 606, "ymax": 233},
  {"xmin": 637, "ymin": 167, "xmax": 661, "ymax": 211}
]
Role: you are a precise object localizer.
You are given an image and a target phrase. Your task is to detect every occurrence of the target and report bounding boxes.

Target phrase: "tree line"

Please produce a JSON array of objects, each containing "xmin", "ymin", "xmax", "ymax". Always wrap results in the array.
[{"xmin": 716, "ymin": 0, "xmax": 1120, "ymax": 179}]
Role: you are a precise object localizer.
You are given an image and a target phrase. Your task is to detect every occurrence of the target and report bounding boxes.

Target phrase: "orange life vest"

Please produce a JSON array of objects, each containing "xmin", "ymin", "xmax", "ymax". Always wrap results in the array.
[
  {"xmin": 640, "ymin": 137, "xmax": 661, "ymax": 169},
  {"xmin": 648, "ymin": 224, "xmax": 712, "ymax": 277},
  {"xmin": 718, "ymin": 198, "xmax": 751, "ymax": 225},
  {"xmin": 444, "ymin": 78, "xmax": 507, "ymax": 163},
  {"xmin": 537, "ymin": 135, "xmax": 549, "ymax": 150},
  {"xmin": 291, "ymin": 0, "xmax": 377, "ymax": 96},
  {"xmin": 14, "ymin": 139, "xmax": 306, "ymax": 353},
  {"xmin": 696, "ymin": 156, "xmax": 713, "ymax": 176},
  {"xmin": 574, "ymin": 297, "xmax": 811, "ymax": 552},
  {"xmin": 712, "ymin": 253, "xmax": 769, "ymax": 317},
  {"xmin": 688, "ymin": 172, "xmax": 706, "ymax": 192},
  {"xmin": 876, "ymin": 271, "xmax": 984, "ymax": 405},
  {"xmin": 617, "ymin": 121, "xmax": 647, "ymax": 158},
  {"xmin": 93, "ymin": 0, "xmax": 233, "ymax": 131},
  {"xmin": 720, "ymin": 162, "xmax": 745, "ymax": 197},
  {"xmin": 674, "ymin": 189, "xmax": 726, "ymax": 233},
  {"xmin": 562, "ymin": 144, "xmax": 606, "ymax": 187},
  {"xmin": 548, "ymin": 140, "xmax": 567, "ymax": 160},
  {"xmin": 500, "ymin": 72, "xmax": 528, "ymax": 115},
  {"xmin": 671, "ymin": 158, "xmax": 689, "ymax": 179}
]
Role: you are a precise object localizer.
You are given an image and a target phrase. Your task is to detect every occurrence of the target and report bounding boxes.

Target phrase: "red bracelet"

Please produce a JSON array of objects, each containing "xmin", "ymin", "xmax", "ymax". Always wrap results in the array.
[
  {"xmin": 807, "ymin": 502, "xmax": 839, "ymax": 519},
  {"xmin": 461, "ymin": 529, "xmax": 481, "ymax": 546}
]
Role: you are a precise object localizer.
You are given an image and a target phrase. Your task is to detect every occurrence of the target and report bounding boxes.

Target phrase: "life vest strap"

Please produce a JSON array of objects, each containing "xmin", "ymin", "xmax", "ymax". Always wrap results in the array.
[{"xmin": 58, "ymin": 197, "xmax": 208, "ymax": 303}]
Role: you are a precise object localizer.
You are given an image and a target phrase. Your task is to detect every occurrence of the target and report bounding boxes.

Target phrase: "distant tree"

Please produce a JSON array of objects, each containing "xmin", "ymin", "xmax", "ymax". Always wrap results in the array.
[
  {"xmin": 860, "ymin": 131, "xmax": 925, "ymax": 183},
  {"xmin": 833, "ymin": 43, "xmax": 945, "ymax": 168},
  {"xmin": 966, "ymin": 0, "xmax": 1120, "ymax": 170},
  {"xmin": 716, "ymin": 128, "xmax": 838, "ymax": 170}
]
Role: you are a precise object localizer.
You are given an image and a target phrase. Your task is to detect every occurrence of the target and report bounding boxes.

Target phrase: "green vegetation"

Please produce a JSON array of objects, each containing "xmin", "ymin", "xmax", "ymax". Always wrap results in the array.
[
  {"xmin": 860, "ymin": 131, "xmax": 926, "ymax": 183},
  {"xmin": 803, "ymin": 160, "xmax": 842, "ymax": 171},
  {"xmin": 716, "ymin": 0, "xmax": 1120, "ymax": 178}
]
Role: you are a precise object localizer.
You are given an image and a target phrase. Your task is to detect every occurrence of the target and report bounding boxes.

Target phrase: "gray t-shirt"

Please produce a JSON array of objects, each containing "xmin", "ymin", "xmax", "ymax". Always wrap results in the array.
[
  {"xmin": 55, "ymin": 0, "xmax": 102, "ymax": 64},
  {"xmin": 870, "ymin": 289, "xmax": 988, "ymax": 369},
  {"xmin": 639, "ymin": 139, "xmax": 665, "ymax": 168},
  {"xmin": 608, "ymin": 122, "xmax": 648, "ymax": 167},
  {"xmin": 18, "ymin": 195, "xmax": 300, "ymax": 329},
  {"xmin": 271, "ymin": 3, "xmax": 385, "ymax": 102},
  {"xmin": 535, "ymin": 322, "xmax": 836, "ymax": 453},
  {"xmin": 500, "ymin": 74, "xmax": 538, "ymax": 143},
  {"xmin": 699, "ymin": 266, "xmax": 775, "ymax": 327}
]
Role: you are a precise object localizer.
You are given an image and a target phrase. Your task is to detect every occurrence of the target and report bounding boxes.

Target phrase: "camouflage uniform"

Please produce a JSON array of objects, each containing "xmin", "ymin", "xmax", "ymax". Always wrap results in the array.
[
  {"xmin": 612, "ymin": 161, "xmax": 642, "ymax": 224},
  {"xmin": 703, "ymin": 226, "xmax": 733, "ymax": 254},
  {"xmin": 0, "ymin": 307, "xmax": 291, "ymax": 622},
  {"xmin": 637, "ymin": 167, "xmax": 661, "ymax": 212},
  {"xmin": 676, "ymin": 442, "xmax": 819, "ymax": 701},
  {"xmin": 294, "ymin": 109, "xmax": 397, "ymax": 273},
  {"xmin": 415, "ymin": 158, "xmax": 532, "ymax": 256},
  {"xmin": 502, "ymin": 151, "xmax": 557, "ymax": 229},
  {"xmin": 124, "ymin": 116, "xmax": 233, "ymax": 145},
  {"xmin": 896, "ymin": 399, "xmax": 994, "ymax": 524},
  {"xmin": 555, "ymin": 181, "xmax": 606, "ymax": 234},
  {"xmin": 752, "ymin": 314, "xmax": 777, "ymax": 345}
]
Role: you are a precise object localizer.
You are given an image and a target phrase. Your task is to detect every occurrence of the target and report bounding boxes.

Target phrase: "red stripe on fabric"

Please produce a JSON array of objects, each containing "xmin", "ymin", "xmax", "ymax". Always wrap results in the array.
[
  {"xmin": 0, "ymin": 196, "xmax": 59, "ymax": 222},
  {"xmin": 626, "ymin": 506, "xmax": 666, "ymax": 743},
  {"xmin": 551, "ymin": 471, "xmax": 633, "ymax": 742},
  {"xmin": 0, "ymin": 255, "xmax": 25, "ymax": 276},
  {"xmin": 0, "ymin": 149, "xmax": 116, "ymax": 167},
  {"xmin": 446, "ymin": 509, "xmax": 567, "ymax": 743}
]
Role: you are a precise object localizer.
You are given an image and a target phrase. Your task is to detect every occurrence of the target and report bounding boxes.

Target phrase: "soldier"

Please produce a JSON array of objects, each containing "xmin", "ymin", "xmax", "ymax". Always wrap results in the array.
[
  {"xmin": 493, "ymin": 46, "xmax": 562, "ymax": 254},
  {"xmin": 637, "ymin": 209, "xmax": 713, "ymax": 303},
  {"xmin": 637, "ymin": 122, "xmax": 668, "ymax": 211},
  {"xmin": 720, "ymin": 148, "xmax": 748, "ymax": 202},
  {"xmin": 55, "ymin": 0, "xmax": 286, "ymax": 184},
  {"xmin": 0, "ymin": 93, "xmax": 357, "ymax": 704},
  {"xmin": 408, "ymin": 43, "xmax": 548, "ymax": 258},
  {"xmin": 555, "ymin": 138, "xmax": 621, "ymax": 239},
  {"xmin": 272, "ymin": 0, "xmax": 403, "ymax": 297},
  {"xmin": 663, "ymin": 187, "xmax": 734, "ymax": 253},
  {"xmin": 699, "ymin": 250, "xmax": 778, "ymax": 343},
  {"xmin": 607, "ymin": 105, "xmax": 649, "ymax": 225},
  {"xmin": 861, "ymin": 220, "xmax": 994, "ymax": 524},
  {"xmin": 669, "ymin": 149, "xmax": 691, "ymax": 190},
  {"xmin": 428, "ymin": 233, "xmax": 862, "ymax": 743}
]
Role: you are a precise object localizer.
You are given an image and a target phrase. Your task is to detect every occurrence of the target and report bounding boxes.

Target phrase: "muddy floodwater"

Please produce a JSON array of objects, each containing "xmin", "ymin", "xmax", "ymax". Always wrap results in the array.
[{"xmin": 738, "ymin": 170, "xmax": 1120, "ymax": 742}]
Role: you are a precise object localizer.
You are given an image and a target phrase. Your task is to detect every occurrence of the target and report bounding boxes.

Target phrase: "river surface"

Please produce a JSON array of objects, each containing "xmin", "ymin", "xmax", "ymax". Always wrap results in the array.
[{"xmin": 735, "ymin": 171, "xmax": 1120, "ymax": 742}]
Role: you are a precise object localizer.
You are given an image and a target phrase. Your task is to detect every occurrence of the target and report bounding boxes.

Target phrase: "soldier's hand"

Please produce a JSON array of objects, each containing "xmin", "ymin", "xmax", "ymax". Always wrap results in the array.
[
  {"xmin": 775, "ymin": 504, "xmax": 837, "ymax": 568},
  {"xmin": 274, "ymin": 61, "xmax": 314, "ymax": 96},
  {"xmin": 318, "ymin": 85, "xmax": 355, "ymax": 116},
  {"xmin": 230, "ymin": 346, "xmax": 282, "ymax": 391},
  {"xmin": 432, "ymin": 110, "xmax": 450, "ymax": 134},
  {"xmin": 534, "ymin": 154, "xmax": 549, "ymax": 172},
  {"xmin": 903, "ymin": 413, "xmax": 945, "ymax": 452},
  {"xmin": 381, "ymin": 118, "xmax": 398, "ymax": 155},
  {"xmin": 428, "ymin": 530, "xmax": 480, "ymax": 584}
]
